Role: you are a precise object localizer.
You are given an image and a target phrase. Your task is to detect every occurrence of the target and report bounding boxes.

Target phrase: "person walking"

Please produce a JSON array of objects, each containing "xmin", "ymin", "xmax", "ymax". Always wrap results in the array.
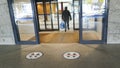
[{"xmin": 62, "ymin": 7, "xmax": 72, "ymax": 32}]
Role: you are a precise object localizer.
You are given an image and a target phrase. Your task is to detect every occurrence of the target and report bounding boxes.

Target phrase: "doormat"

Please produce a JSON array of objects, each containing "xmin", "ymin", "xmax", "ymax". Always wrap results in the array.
[
  {"xmin": 63, "ymin": 52, "xmax": 80, "ymax": 59},
  {"xmin": 26, "ymin": 52, "xmax": 43, "ymax": 60}
]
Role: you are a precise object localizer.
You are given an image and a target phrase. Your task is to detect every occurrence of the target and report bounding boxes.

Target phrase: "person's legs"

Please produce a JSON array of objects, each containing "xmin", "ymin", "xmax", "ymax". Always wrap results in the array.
[
  {"xmin": 64, "ymin": 20, "xmax": 67, "ymax": 32},
  {"xmin": 67, "ymin": 20, "xmax": 69, "ymax": 30}
]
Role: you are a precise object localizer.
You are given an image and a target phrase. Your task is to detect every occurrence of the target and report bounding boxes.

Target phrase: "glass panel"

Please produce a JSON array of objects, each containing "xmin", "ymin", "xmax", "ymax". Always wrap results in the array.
[
  {"xmin": 82, "ymin": 0, "xmax": 105, "ymax": 40},
  {"xmin": 51, "ymin": 1, "xmax": 59, "ymax": 29},
  {"xmin": 45, "ymin": 2, "xmax": 52, "ymax": 29},
  {"xmin": 13, "ymin": 0, "xmax": 36, "ymax": 41},
  {"xmin": 37, "ymin": 2, "xmax": 45, "ymax": 30},
  {"xmin": 74, "ymin": 1, "xmax": 79, "ymax": 29},
  {"xmin": 58, "ymin": 0, "xmax": 73, "ymax": 30},
  {"xmin": 58, "ymin": 2, "xmax": 62, "ymax": 24},
  {"xmin": 37, "ymin": 2, "xmax": 53, "ymax": 30}
]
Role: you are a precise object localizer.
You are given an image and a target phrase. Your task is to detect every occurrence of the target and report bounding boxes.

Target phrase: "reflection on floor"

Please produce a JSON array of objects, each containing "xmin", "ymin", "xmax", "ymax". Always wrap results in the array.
[
  {"xmin": 30, "ymin": 31, "xmax": 100, "ymax": 43},
  {"xmin": 31, "ymin": 31, "xmax": 79, "ymax": 43},
  {"xmin": 83, "ymin": 31, "xmax": 101, "ymax": 40},
  {"xmin": 20, "ymin": 34, "xmax": 35, "ymax": 41},
  {"xmin": 40, "ymin": 31, "xmax": 79, "ymax": 43}
]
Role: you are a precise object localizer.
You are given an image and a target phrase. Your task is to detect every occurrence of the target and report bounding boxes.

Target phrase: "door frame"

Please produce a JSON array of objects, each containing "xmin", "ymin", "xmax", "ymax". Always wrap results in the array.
[
  {"xmin": 7, "ymin": 0, "xmax": 40, "ymax": 45},
  {"xmin": 79, "ymin": 0, "xmax": 109, "ymax": 44}
]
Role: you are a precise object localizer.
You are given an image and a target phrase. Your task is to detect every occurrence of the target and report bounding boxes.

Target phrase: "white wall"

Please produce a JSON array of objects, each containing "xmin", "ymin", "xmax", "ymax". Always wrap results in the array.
[
  {"xmin": 107, "ymin": 0, "xmax": 120, "ymax": 44},
  {"xmin": 0, "ymin": 0, "xmax": 15, "ymax": 45}
]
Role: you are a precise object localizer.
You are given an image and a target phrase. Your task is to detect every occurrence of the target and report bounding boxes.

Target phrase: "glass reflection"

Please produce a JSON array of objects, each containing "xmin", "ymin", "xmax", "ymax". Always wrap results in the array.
[
  {"xmin": 13, "ymin": 0, "xmax": 36, "ymax": 41},
  {"xmin": 82, "ymin": 0, "xmax": 105, "ymax": 40}
]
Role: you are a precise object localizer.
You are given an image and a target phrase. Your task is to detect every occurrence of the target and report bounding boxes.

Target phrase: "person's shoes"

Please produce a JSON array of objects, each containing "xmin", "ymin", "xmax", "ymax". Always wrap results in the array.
[
  {"xmin": 65, "ymin": 30, "xmax": 66, "ymax": 32},
  {"xmin": 68, "ymin": 28, "xmax": 70, "ymax": 30}
]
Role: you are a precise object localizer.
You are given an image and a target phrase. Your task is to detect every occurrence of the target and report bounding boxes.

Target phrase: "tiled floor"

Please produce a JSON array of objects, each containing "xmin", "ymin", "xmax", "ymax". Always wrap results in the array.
[{"xmin": 0, "ymin": 44, "xmax": 120, "ymax": 68}]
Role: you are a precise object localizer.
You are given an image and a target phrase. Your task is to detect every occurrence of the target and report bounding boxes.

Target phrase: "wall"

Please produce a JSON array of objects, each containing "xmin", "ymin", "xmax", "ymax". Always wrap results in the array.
[
  {"xmin": 0, "ymin": 0, "xmax": 15, "ymax": 45},
  {"xmin": 107, "ymin": 0, "xmax": 120, "ymax": 44}
]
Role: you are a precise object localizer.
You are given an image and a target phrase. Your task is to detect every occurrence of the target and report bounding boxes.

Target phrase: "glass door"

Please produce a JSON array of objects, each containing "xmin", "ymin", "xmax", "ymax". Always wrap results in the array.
[
  {"xmin": 36, "ymin": 0, "xmax": 59, "ymax": 31},
  {"xmin": 8, "ymin": 0, "xmax": 39, "ymax": 44},
  {"xmin": 80, "ymin": 0, "xmax": 108, "ymax": 44},
  {"xmin": 73, "ymin": 0, "xmax": 79, "ymax": 30}
]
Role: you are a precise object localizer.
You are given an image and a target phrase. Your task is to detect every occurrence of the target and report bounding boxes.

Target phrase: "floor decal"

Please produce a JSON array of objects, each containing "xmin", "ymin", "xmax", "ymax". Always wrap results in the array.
[
  {"xmin": 26, "ymin": 52, "xmax": 43, "ymax": 60},
  {"xmin": 63, "ymin": 52, "xmax": 80, "ymax": 59}
]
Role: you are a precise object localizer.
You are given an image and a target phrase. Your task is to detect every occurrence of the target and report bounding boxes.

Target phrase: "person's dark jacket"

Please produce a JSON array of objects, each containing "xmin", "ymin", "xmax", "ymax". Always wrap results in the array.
[{"xmin": 62, "ymin": 10, "xmax": 72, "ymax": 21}]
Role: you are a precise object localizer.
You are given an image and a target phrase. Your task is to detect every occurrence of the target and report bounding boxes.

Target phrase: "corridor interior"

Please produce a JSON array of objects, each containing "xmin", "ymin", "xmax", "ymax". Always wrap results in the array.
[{"xmin": 12, "ymin": 0, "xmax": 105, "ymax": 43}]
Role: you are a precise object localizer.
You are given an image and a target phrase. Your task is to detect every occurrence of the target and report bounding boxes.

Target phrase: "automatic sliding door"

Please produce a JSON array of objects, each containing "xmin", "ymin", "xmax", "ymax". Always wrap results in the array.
[
  {"xmin": 9, "ymin": 0, "xmax": 39, "ymax": 44},
  {"xmin": 44, "ymin": 2, "xmax": 52, "ymax": 30},
  {"xmin": 37, "ymin": 1, "xmax": 59, "ymax": 31},
  {"xmin": 37, "ymin": 2, "xmax": 45, "ymax": 30},
  {"xmin": 51, "ymin": 1, "xmax": 59, "ymax": 30},
  {"xmin": 80, "ymin": 0, "xmax": 107, "ymax": 43}
]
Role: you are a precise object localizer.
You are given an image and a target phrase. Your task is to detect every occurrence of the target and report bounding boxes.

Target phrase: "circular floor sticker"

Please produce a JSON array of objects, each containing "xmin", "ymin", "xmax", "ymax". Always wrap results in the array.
[
  {"xmin": 26, "ymin": 52, "xmax": 43, "ymax": 60},
  {"xmin": 63, "ymin": 52, "xmax": 80, "ymax": 59}
]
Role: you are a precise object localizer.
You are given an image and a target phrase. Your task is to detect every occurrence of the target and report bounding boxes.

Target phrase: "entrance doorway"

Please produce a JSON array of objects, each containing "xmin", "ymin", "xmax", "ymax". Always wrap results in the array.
[
  {"xmin": 34, "ymin": 0, "xmax": 80, "ymax": 43},
  {"xmin": 7, "ymin": 0, "xmax": 109, "ymax": 44}
]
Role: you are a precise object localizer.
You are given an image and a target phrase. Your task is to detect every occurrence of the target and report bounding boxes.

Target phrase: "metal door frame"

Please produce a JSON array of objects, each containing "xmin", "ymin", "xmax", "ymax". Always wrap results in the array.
[
  {"xmin": 7, "ymin": 0, "xmax": 40, "ymax": 45},
  {"xmin": 79, "ymin": 0, "xmax": 109, "ymax": 44}
]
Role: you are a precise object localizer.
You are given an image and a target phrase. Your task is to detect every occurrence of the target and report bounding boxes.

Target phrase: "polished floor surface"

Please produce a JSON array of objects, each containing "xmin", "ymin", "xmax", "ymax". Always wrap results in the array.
[
  {"xmin": 0, "ymin": 44, "xmax": 120, "ymax": 68},
  {"xmin": 37, "ymin": 31, "xmax": 79, "ymax": 43},
  {"xmin": 30, "ymin": 31, "xmax": 100, "ymax": 43}
]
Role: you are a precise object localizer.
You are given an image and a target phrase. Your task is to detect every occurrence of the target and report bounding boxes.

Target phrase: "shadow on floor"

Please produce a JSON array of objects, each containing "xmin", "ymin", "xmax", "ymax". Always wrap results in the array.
[{"xmin": 0, "ymin": 45, "xmax": 21, "ymax": 68}]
